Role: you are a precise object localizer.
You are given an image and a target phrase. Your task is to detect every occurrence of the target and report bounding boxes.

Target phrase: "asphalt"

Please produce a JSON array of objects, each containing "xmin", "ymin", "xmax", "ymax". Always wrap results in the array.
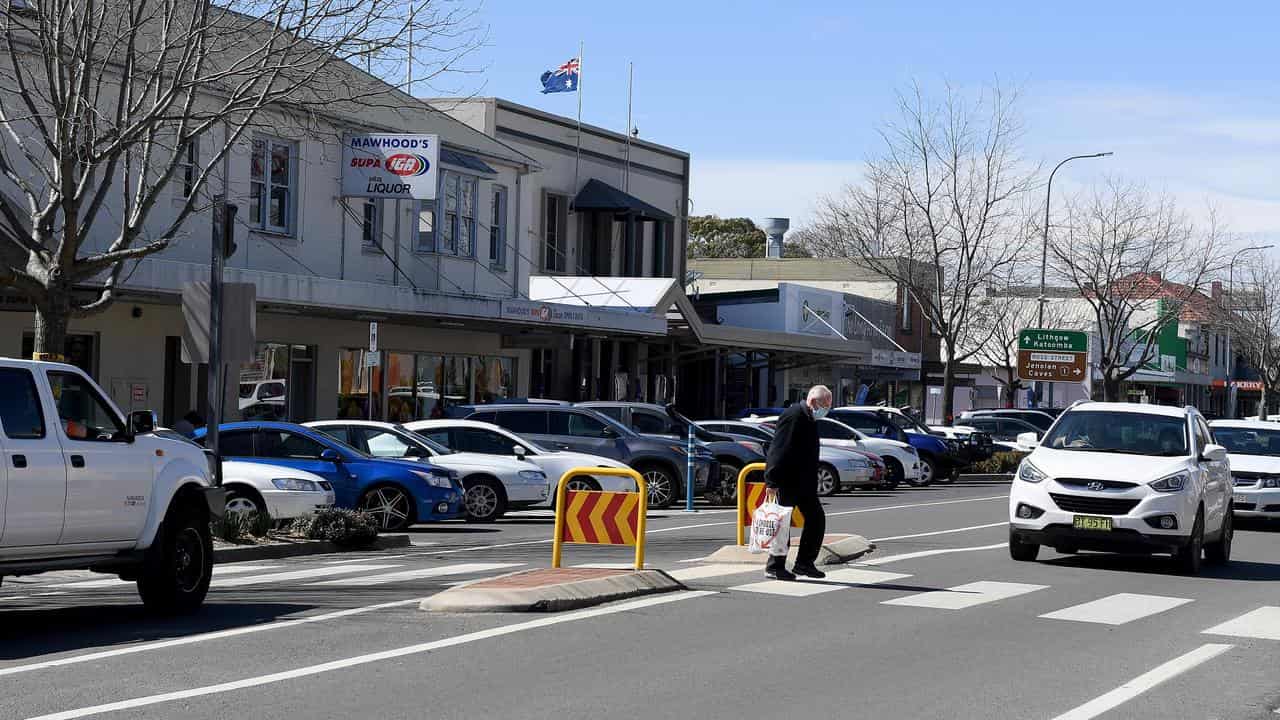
[{"xmin": 4, "ymin": 478, "xmax": 1280, "ymax": 720}]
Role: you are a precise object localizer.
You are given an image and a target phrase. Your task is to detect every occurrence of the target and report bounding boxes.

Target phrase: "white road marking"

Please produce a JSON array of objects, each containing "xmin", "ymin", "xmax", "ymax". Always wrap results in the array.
[
  {"xmin": 1041, "ymin": 593, "xmax": 1193, "ymax": 626},
  {"xmin": 308, "ymin": 563, "xmax": 522, "ymax": 586},
  {"xmin": 24, "ymin": 591, "xmax": 716, "ymax": 720},
  {"xmin": 1203, "ymin": 606, "xmax": 1280, "ymax": 640},
  {"xmin": 569, "ymin": 563, "xmax": 646, "ymax": 570},
  {"xmin": 667, "ymin": 564, "xmax": 762, "ymax": 581},
  {"xmin": 871, "ymin": 521, "xmax": 1006, "ymax": 542},
  {"xmin": 882, "ymin": 580, "xmax": 1047, "ymax": 610},
  {"xmin": 1049, "ymin": 643, "xmax": 1234, "ymax": 720},
  {"xmin": 213, "ymin": 564, "xmax": 400, "ymax": 588},
  {"xmin": 857, "ymin": 543, "xmax": 1006, "ymax": 566},
  {"xmin": 0, "ymin": 598, "xmax": 423, "ymax": 678},
  {"xmin": 48, "ymin": 565, "xmax": 281, "ymax": 589},
  {"xmin": 731, "ymin": 568, "xmax": 910, "ymax": 597}
]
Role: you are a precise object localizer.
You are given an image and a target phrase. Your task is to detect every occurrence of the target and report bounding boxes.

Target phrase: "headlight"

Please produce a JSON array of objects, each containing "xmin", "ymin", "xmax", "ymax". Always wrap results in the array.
[
  {"xmin": 1149, "ymin": 473, "xmax": 1188, "ymax": 493},
  {"xmin": 518, "ymin": 470, "xmax": 546, "ymax": 482},
  {"xmin": 1017, "ymin": 460, "xmax": 1047, "ymax": 484},
  {"xmin": 411, "ymin": 470, "xmax": 454, "ymax": 488},
  {"xmin": 271, "ymin": 477, "xmax": 319, "ymax": 492}
]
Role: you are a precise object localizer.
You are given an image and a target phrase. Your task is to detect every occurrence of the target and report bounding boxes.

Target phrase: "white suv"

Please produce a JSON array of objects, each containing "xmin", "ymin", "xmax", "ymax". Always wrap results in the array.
[
  {"xmin": 1008, "ymin": 402, "xmax": 1232, "ymax": 574},
  {"xmin": 1208, "ymin": 419, "xmax": 1280, "ymax": 519}
]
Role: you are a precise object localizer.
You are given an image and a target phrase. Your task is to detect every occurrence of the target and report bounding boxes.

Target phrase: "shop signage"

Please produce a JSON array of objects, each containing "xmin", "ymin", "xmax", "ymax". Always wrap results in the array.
[
  {"xmin": 1213, "ymin": 379, "xmax": 1263, "ymax": 391},
  {"xmin": 500, "ymin": 300, "xmax": 666, "ymax": 335},
  {"xmin": 1017, "ymin": 329, "xmax": 1088, "ymax": 382},
  {"xmin": 342, "ymin": 134, "xmax": 440, "ymax": 200},
  {"xmin": 871, "ymin": 348, "xmax": 923, "ymax": 369}
]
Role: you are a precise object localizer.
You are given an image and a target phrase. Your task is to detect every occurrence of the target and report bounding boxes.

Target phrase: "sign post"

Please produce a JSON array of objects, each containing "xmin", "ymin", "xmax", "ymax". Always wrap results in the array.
[
  {"xmin": 367, "ymin": 322, "xmax": 378, "ymax": 421},
  {"xmin": 1017, "ymin": 329, "xmax": 1089, "ymax": 385}
]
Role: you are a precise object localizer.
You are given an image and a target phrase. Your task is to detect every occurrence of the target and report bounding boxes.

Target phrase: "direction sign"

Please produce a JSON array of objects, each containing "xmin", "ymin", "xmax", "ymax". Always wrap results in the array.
[{"xmin": 1017, "ymin": 329, "xmax": 1088, "ymax": 382}]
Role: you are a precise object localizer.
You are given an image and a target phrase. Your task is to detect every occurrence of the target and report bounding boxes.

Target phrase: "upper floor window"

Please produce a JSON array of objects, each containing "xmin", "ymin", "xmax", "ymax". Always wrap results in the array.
[
  {"xmin": 178, "ymin": 139, "xmax": 199, "ymax": 199},
  {"xmin": 440, "ymin": 171, "xmax": 478, "ymax": 256},
  {"xmin": 544, "ymin": 192, "xmax": 568, "ymax": 272},
  {"xmin": 361, "ymin": 198, "xmax": 382, "ymax": 247},
  {"xmin": 899, "ymin": 290, "xmax": 912, "ymax": 332},
  {"xmin": 250, "ymin": 137, "xmax": 297, "ymax": 235},
  {"xmin": 490, "ymin": 185, "xmax": 508, "ymax": 267},
  {"xmin": 416, "ymin": 200, "xmax": 436, "ymax": 252}
]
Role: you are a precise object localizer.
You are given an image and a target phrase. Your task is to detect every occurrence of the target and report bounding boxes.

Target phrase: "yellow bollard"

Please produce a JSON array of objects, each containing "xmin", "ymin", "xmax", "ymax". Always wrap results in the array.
[
  {"xmin": 736, "ymin": 462, "xmax": 767, "ymax": 546},
  {"xmin": 551, "ymin": 467, "xmax": 648, "ymax": 570}
]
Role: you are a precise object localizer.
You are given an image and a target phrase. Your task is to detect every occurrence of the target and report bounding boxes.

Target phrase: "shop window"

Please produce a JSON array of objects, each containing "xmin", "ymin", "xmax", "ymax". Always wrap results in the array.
[
  {"xmin": 237, "ymin": 343, "xmax": 313, "ymax": 422},
  {"xmin": 249, "ymin": 136, "xmax": 297, "ymax": 235},
  {"xmin": 338, "ymin": 348, "xmax": 380, "ymax": 420},
  {"xmin": 475, "ymin": 356, "xmax": 515, "ymax": 404},
  {"xmin": 416, "ymin": 354, "xmax": 444, "ymax": 418},
  {"xmin": 384, "ymin": 352, "xmax": 416, "ymax": 423}
]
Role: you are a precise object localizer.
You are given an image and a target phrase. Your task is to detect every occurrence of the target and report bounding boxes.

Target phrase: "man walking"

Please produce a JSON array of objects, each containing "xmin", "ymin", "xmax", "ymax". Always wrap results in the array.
[{"xmin": 763, "ymin": 385, "xmax": 831, "ymax": 580}]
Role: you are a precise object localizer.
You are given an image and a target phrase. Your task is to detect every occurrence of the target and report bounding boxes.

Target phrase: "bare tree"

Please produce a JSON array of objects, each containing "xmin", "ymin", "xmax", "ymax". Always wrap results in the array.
[
  {"xmin": 1049, "ymin": 179, "xmax": 1226, "ymax": 401},
  {"xmin": 1227, "ymin": 260, "xmax": 1280, "ymax": 418},
  {"xmin": 806, "ymin": 81, "xmax": 1036, "ymax": 421},
  {"xmin": 0, "ymin": 0, "xmax": 478, "ymax": 355}
]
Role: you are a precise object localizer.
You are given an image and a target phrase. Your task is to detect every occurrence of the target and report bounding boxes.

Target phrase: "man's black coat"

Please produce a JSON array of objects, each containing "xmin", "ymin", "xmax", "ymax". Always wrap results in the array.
[{"xmin": 764, "ymin": 403, "xmax": 819, "ymax": 505}]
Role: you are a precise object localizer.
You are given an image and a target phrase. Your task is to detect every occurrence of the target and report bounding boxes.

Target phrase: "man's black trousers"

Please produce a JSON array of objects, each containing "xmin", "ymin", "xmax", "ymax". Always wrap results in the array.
[{"xmin": 765, "ymin": 493, "xmax": 826, "ymax": 569}]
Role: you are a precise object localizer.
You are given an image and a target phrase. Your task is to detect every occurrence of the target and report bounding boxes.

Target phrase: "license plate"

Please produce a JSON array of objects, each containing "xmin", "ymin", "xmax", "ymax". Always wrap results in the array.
[
  {"xmin": 1234, "ymin": 494, "xmax": 1247, "ymax": 505},
  {"xmin": 1073, "ymin": 515, "xmax": 1112, "ymax": 531}
]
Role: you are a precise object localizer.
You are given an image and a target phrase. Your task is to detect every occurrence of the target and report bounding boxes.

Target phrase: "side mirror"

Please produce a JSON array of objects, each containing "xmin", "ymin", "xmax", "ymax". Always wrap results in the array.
[
  {"xmin": 1016, "ymin": 432, "xmax": 1040, "ymax": 448},
  {"xmin": 601, "ymin": 426, "xmax": 617, "ymax": 438},
  {"xmin": 1201, "ymin": 444, "xmax": 1228, "ymax": 463},
  {"xmin": 513, "ymin": 445, "xmax": 526, "ymax": 460},
  {"xmin": 320, "ymin": 448, "xmax": 343, "ymax": 463},
  {"xmin": 129, "ymin": 410, "xmax": 156, "ymax": 435}
]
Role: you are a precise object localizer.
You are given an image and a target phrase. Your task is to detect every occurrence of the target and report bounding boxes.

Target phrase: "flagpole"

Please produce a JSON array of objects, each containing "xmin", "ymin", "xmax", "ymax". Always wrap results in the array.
[
  {"xmin": 573, "ymin": 40, "xmax": 583, "ymax": 196},
  {"xmin": 624, "ymin": 61, "xmax": 633, "ymax": 193}
]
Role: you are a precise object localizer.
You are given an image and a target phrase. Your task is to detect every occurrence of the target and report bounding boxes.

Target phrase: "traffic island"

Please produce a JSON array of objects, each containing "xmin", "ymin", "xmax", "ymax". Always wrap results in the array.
[
  {"xmin": 421, "ymin": 567, "xmax": 684, "ymax": 613},
  {"xmin": 706, "ymin": 533, "xmax": 876, "ymax": 566}
]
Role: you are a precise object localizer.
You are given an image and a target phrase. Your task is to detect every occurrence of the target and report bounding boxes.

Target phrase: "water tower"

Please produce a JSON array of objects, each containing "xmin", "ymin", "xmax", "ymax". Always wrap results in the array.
[{"xmin": 759, "ymin": 217, "xmax": 790, "ymax": 259}]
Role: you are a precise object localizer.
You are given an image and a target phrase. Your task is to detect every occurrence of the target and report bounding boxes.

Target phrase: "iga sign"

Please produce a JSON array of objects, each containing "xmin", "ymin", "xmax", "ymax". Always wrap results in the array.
[{"xmin": 342, "ymin": 134, "xmax": 439, "ymax": 200}]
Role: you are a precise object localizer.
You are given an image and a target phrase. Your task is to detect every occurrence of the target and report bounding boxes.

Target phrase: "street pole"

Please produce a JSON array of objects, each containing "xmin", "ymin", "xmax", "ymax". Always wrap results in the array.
[
  {"xmin": 1038, "ymin": 151, "xmax": 1112, "ymax": 406},
  {"xmin": 207, "ymin": 197, "xmax": 226, "ymax": 487},
  {"xmin": 1227, "ymin": 244, "xmax": 1274, "ymax": 418},
  {"xmin": 685, "ymin": 423, "xmax": 696, "ymax": 513}
]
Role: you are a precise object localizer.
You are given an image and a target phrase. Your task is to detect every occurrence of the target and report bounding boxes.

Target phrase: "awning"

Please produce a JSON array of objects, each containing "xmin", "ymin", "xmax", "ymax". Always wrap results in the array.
[
  {"xmin": 440, "ymin": 147, "xmax": 498, "ymax": 175},
  {"xmin": 571, "ymin": 178, "xmax": 674, "ymax": 221}
]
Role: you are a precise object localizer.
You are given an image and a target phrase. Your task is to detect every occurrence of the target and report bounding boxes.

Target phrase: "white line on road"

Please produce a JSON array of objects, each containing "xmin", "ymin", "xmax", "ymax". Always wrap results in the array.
[
  {"xmin": 857, "ymin": 543, "xmax": 1006, "ymax": 566},
  {"xmin": 1049, "ymin": 643, "xmax": 1234, "ymax": 720},
  {"xmin": 48, "ymin": 565, "xmax": 282, "ymax": 589},
  {"xmin": 213, "ymin": 564, "xmax": 401, "ymax": 588},
  {"xmin": 0, "ymin": 598, "xmax": 423, "ymax": 678},
  {"xmin": 871, "ymin": 521, "xmax": 1006, "ymax": 542},
  {"xmin": 24, "ymin": 590, "xmax": 716, "ymax": 720},
  {"xmin": 882, "ymin": 580, "xmax": 1047, "ymax": 610},
  {"xmin": 731, "ymin": 568, "xmax": 911, "ymax": 597},
  {"xmin": 1041, "ymin": 594, "xmax": 1193, "ymax": 626},
  {"xmin": 308, "ymin": 563, "xmax": 523, "ymax": 586}
]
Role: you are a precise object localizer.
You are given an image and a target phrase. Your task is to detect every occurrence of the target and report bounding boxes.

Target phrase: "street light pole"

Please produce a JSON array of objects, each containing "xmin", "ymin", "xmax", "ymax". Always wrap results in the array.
[
  {"xmin": 1227, "ymin": 243, "xmax": 1274, "ymax": 418},
  {"xmin": 1037, "ymin": 151, "xmax": 1112, "ymax": 407}
]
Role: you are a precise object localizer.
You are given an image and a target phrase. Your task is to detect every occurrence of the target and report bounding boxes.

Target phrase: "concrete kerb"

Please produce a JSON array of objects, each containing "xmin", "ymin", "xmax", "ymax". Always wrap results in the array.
[
  {"xmin": 212, "ymin": 534, "xmax": 411, "ymax": 563},
  {"xmin": 421, "ymin": 567, "xmax": 684, "ymax": 613},
  {"xmin": 706, "ymin": 533, "xmax": 876, "ymax": 566}
]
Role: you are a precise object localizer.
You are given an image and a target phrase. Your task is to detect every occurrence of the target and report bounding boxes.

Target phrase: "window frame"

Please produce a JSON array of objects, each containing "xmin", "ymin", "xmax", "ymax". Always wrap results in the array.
[
  {"xmin": 46, "ymin": 370, "xmax": 128, "ymax": 443},
  {"xmin": 361, "ymin": 198, "xmax": 383, "ymax": 248},
  {"xmin": 178, "ymin": 138, "xmax": 199, "ymax": 199},
  {"xmin": 543, "ymin": 191, "xmax": 568, "ymax": 273},
  {"xmin": 416, "ymin": 198, "xmax": 437, "ymax": 253},
  {"xmin": 249, "ymin": 136, "xmax": 298, "ymax": 236},
  {"xmin": 899, "ymin": 288, "xmax": 912, "ymax": 332},
  {"xmin": 490, "ymin": 183, "xmax": 508, "ymax": 267}
]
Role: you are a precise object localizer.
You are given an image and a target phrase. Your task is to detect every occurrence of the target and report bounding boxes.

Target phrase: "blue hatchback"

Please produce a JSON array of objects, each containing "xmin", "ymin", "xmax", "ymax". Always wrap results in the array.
[{"xmin": 194, "ymin": 421, "xmax": 465, "ymax": 530}]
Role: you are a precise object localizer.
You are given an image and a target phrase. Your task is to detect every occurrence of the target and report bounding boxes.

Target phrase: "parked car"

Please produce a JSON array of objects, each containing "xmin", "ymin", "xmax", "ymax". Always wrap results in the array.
[
  {"xmin": 828, "ymin": 407, "xmax": 966, "ymax": 484},
  {"xmin": 458, "ymin": 404, "xmax": 718, "ymax": 508},
  {"xmin": 305, "ymin": 420, "xmax": 549, "ymax": 522},
  {"xmin": 194, "ymin": 421, "xmax": 464, "ymax": 531},
  {"xmin": 955, "ymin": 415, "xmax": 1045, "ymax": 444},
  {"xmin": 578, "ymin": 401, "xmax": 765, "ymax": 501},
  {"xmin": 404, "ymin": 418, "xmax": 637, "ymax": 499},
  {"xmin": 1209, "ymin": 419, "xmax": 1280, "ymax": 520},
  {"xmin": 221, "ymin": 460, "xmax": 335, "ymax": 521},
  {"xmin": 957, "ymin": 409, "xmax": 1057, "ymax": 433},
  {"xmin": 703, "ymin": 420, "xmax": 890, "ymax": 495},
  {"xmin": 698, "ymin": 420, "xmax": 775, "ymax": 450},
  {"xmin": 0, "ymin": 359, "xmax": 223, "ymax": 613},
  {"xmin": 750, "ymin": 415, "xmax": 924, "ymax": 487},
  {"xmin": 1009, "ymin": 402, "xmax": 1232, "ymax": 574}
]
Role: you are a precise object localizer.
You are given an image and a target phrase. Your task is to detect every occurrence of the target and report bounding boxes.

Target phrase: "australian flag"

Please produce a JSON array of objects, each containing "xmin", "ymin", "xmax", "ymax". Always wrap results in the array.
[{"xmin": 540, "ymin": 57, "xmax": 580, "ymax": 94}]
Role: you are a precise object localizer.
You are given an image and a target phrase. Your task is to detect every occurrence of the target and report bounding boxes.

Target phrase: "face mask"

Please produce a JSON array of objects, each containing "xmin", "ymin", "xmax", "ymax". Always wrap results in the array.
[{"xmin": 813, "ymin": 406, "xmax": 830, "ymax": 419}]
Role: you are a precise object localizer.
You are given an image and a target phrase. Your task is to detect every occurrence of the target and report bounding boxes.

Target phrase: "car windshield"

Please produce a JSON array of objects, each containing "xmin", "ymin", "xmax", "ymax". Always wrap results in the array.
[
  {"xmin": 1041, "ymin": 411, "xmax": 1188, "ymax": 456},
  {"xmin": 886, "ymin": 412, "xmax": 929, "ymax": 434},
  {"xmin": 1212, "ymin": 427, "xmax": 1280, "ymax": 457},
  {"xmin": 390, "ymin": 425, "xmax": 452, "ymax": 455},
  {"xmin": 581, "ymin": 410, "xmax": 639, "ymax": 438}
]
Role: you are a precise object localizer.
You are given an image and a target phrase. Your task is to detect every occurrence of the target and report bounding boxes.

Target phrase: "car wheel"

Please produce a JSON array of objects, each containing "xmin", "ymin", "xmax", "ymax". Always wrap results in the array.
[
  {"xmin": 137, "ymin": 503, "xmax": 212, "ymax": 614},
  {"xmin": 224, "ymin": 487, "xmax": 264, "ymax": 518},
  {"xmin": 1008, "ymin": 529, "xmax": 1039, "ymax": 562},
  {"xmin": 638, "ymin": 464, "xmax": 677, "ymax": 508},
  {"xmin": 932, "ymin": 459, "xmax": 955, "ymax": 485},
  {"xmin": 816, "ymin": 464, "xmax": 839, "ymax": 497},
  {"xmin": 359, "ymin": 485, "xmax": 415, "ymax": 531},
  {"xmin": 1205, "ymin": 504, "xmax": 1233, "ymax": 566},
  {"xmin": 718, "ymin": 461, "xmax": 742, "ymax": 504},
  {"xmin": 916, "ymin": 455, "xmax": 937, "ymax": 486},
  {"xmin": 1174, "ymin": 508, "xmax": 1204, "ymax": 575},
  {"xmin": 463, "ymin": 476, "xmax": 508, "ymax": 523},
  {"xmin": 883, "ymin": 458, "xmax": 904, "ymax": 490}
]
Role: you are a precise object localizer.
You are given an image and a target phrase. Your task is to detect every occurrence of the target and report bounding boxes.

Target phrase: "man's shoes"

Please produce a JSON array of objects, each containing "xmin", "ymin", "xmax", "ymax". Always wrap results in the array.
[
  {"xmin": 792, "ymin": 563, "xmax": 826, "ymax": 579},
  {"xmin": 765, "ymin": 566, "xmax": 797, "ymax": 581}
]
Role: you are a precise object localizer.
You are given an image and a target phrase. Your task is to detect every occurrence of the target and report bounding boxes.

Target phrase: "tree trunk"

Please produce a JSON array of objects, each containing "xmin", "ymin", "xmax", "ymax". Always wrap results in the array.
[
  {"xmin": 32, "ymin": 299, "xmax": 70, "ymax": 360},
  {"xmin": 1260, "ymin": 383, "xmax": 1269, "ymax": 421},
  {"xmin": 941, "ymin": 361, "xmax": 956, "ymax": 424},
  {"xmin": 1102, "ymin": 374, "xmax": 1123, "ymax": 402}
]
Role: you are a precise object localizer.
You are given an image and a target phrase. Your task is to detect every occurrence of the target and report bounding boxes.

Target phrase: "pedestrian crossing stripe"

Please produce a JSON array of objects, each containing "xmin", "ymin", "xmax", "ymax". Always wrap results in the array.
[
  {"xmin": 560, "ymin": 490, "xmax": 640, "ymax": 545},
  {"xmin": 881, "ymin": 581, "xmax": 1048, "ymax": 610},
  {"xmin": 1040, "ymin": 593, "xmax": 1193, "ymax": 626}
]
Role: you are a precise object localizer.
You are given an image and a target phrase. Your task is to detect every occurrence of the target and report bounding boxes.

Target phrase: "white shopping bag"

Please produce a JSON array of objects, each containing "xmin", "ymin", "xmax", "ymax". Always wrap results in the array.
[{"xmin": 748, "ymin": 501, "xmax": 793, "ymax": 555}]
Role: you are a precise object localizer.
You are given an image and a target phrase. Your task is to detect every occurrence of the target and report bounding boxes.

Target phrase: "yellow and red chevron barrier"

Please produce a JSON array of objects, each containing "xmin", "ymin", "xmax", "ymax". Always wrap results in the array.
[
  {"xmin": 552, "ymin": 467, "xmax": 648, "ymax": 570},
  {"xmin": 735, "ymin": 462, "xmax": 804, "ymax": 546}
]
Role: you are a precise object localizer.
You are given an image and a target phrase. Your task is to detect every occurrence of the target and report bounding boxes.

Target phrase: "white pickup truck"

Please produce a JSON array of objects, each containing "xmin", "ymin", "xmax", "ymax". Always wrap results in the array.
[{"xmin": 0, "ymin": 359, "xmax": 224, "ymax": 612}]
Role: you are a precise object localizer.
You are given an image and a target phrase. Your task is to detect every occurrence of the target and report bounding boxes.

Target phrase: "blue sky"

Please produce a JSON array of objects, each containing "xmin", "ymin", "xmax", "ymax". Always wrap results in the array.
[{"xmin": 443, "ymin": 1, "xmax": 1279, "ymax": 239}]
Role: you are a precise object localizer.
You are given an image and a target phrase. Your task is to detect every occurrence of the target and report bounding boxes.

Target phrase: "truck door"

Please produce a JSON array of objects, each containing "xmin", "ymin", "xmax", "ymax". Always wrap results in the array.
[
  {"xmin": 45, "ymin": 369, "xmax": 152, "ymax": 543},
  {"xmin": 0, "ymin": 366, "xmax": 68, "ymax": 546}
]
